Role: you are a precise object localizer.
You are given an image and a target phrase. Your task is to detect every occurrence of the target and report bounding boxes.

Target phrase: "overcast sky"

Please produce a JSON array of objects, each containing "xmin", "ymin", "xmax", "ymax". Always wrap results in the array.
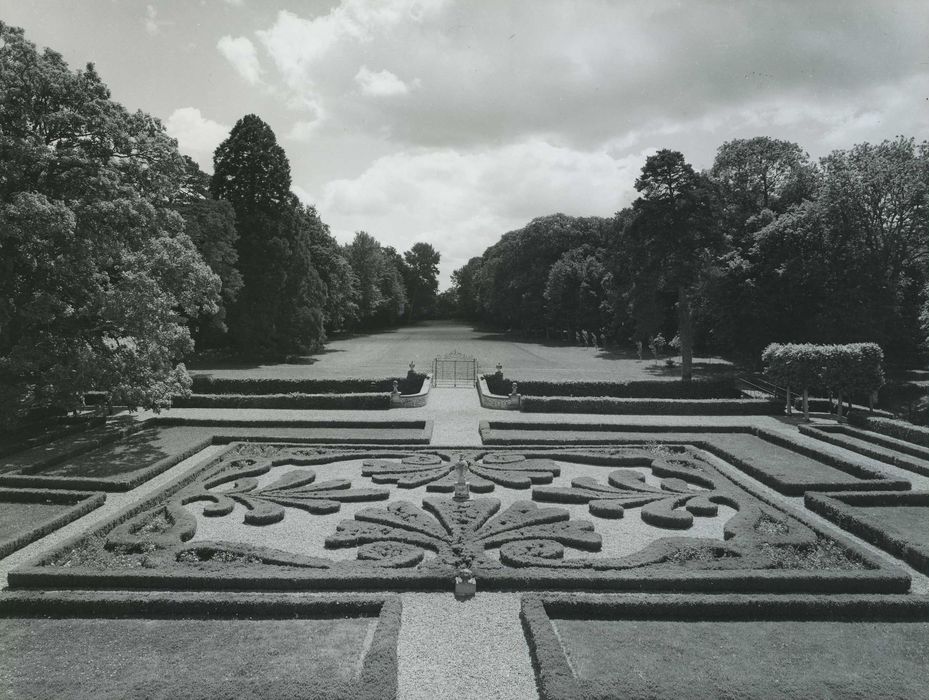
[{"xmin": 3, "ymin": 1, "xmax": 928, "ymax": 287}]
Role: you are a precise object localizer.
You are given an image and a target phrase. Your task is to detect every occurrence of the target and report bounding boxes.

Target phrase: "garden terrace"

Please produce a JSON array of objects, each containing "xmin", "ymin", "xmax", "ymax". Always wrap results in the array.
[
  {"xmin": 522, "ymin": 593, "xmax": 929, "ymax": 700},
  {"xmin": 805, "ymin": 491, "xmax": 929, "ymax": 575},
  {"xmin": 478, "ymin": 422, "xmax": 910, "ymax": 496},
  {"xmin": 0, "ymin": 419, "xmax": 433, "ymax": 491},
  {"xmin": 7, "ymin": 444, "xmax": 908, "ymax": 595},
  {"xmin": 0, "ymin": 592, "xmax": 399, "ymax": 700},
  {"xmin": 799, "ymin": 423, "xmax": 929, "ymax": 477},
  {"xmin": 0, "ymin": 489, "xmax": 104, "ymax": 559}
]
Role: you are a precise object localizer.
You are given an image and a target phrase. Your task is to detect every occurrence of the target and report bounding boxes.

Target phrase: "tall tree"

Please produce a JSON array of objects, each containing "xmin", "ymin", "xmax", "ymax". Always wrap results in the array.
[
  {"xmin": 403, "ymin": 242, "xmax": 441, "ymax": 321},
  {"xmin": 0, "ymin": 23, "xmax": 220, "ymax": 425},
  {"xmin": 626, "ymin": 150, "xmax": 720, "ymax": 381},
  {"xmin": 173, "ymin": 157, "xmax": 242, "ymax": 346},
  {"xmin": 211, "ymin": 115, "xmax": 325, "ymax": 356}
]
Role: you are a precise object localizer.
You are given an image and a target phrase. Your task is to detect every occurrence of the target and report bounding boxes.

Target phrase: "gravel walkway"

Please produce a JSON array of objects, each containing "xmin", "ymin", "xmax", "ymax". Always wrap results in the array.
[{"xmin": 398, "ymin": 592, "xmax": 538, "ymax": 700}]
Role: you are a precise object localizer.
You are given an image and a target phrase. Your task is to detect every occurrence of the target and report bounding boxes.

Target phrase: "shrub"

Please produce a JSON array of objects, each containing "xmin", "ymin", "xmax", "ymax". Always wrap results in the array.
[
  {"xmin": 848, "ymin": 415, "xmax": 929, "ymax": 447},
  {"xmin": 172, "ymin": 393, "xmax": 391, "ymax": 410},
  {"xmin": 483, "ymin": 375, "xmax": 739, "ymax": 399},
  {"xmin": 762, "ymin": 342, "xmax": 885, "ymax": 417},
  {"xmin": 519, "ymin": 396, "xmax": 778, "ymax": 415},
  {"xmin": 190, "ymin": 373, "xmax": 427, "ymax": 396}
]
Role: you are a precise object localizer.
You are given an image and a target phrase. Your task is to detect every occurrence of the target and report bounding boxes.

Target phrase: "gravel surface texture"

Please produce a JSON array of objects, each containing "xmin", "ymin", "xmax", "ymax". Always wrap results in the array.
[
  {"xmin": 398, "ymin": 592, "xmax": 538, "ymax": 700},
  {"xmin": 191, "ymin": 457, "xmax": 733, "ymax": 562}
]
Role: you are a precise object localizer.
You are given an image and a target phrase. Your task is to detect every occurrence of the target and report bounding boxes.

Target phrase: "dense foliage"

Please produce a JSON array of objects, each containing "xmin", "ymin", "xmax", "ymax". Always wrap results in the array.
[
  {"xmin": 763, "ymin": 342, "xmax": 885, "ymax": 418},
  {"xmin": 451, "ymin": 137, "xmax": 929, "ymax": 369},
  {"xmin": 0, "ymin": 23, "xmax": 220, "ymax": 426}
]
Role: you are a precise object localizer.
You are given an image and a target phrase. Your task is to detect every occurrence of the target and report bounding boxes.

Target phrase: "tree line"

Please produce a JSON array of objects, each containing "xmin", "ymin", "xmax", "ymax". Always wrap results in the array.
[
  {"xmin": 449, "ymin": 137, "xmax": 929, "ymax": 377},
  {"xmin": 0, "ymin": 23, "xmax": 439, "ymax": 426}
]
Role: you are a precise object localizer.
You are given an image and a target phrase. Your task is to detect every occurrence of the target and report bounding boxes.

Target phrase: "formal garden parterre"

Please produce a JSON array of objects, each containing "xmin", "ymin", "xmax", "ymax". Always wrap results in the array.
[{"xmin": 6, "ymin": 443, "xmax": 910, "ymax": 595}]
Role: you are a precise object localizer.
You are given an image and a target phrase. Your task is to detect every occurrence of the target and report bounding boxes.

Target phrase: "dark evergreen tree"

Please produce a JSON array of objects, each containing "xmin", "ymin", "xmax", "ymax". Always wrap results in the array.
[{"xmin": 211, "ymin": 115, "xmax": 325, "ymax": 357}]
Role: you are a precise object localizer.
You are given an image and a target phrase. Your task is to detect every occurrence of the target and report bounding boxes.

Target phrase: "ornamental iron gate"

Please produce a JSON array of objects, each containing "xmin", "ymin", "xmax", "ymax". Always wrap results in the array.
[{"xmin": 432, "ymin": 350, "xmax": 478, "ymax": 387}]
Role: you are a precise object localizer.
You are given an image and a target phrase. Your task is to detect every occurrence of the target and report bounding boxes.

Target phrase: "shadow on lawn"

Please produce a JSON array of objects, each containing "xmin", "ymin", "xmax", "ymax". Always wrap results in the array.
[{"xmin": 37, "ymin": 429, "xmax": 178, "ymax": 478}]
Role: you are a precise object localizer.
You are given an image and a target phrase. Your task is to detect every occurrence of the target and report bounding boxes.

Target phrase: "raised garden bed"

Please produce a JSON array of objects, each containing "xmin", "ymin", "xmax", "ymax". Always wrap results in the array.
[
  {"xmin": 173, "ymin": 392, "xmax": 392, "ymax": 410},
  {"xmin": 0, "ymin": 420, "xmax": 434, "ymax": 491},
  {"xmin": 7, "ymin": 444, "xmax": 907, "ymax": 595},
  {"xmin": 805, "ymin": 491, "xmax": 929, "ymax": 575},
  {"xmin": 799, "ymin": 424, "xmax": 929, "ymax": 477},
  {"xmin": 479, "ymin": 422, "xmax": 911, "ymax": 496},
  {"xmin": 522, "ymin": 593, "xmax": 929, "ymax": 700},
  {"xmin": 0, "ymin": 488, "xmax": 105, "ymax": 559},
  {"xmin": 0, "ymin": 592, "xmax": 399, "ymax": 700}
]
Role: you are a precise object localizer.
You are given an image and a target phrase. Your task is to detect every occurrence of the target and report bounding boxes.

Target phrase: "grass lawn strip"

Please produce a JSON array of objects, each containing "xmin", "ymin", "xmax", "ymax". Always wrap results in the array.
[
  {"xmin": 0, "ymin": 592, "xmax": 399, "ymax": 700},
  {"xmin": 799, "ymin": 424, "xmax": 929, "ymax": 477},
  {"xmin": 0, "ymin": 420, "xmax": 434, "ymax": 491},
  {"xmin": 522, "ymin": 593, "xmax": 929, "ymax": 700},
  {"xmin": 0, "ymin": 489, "xmax": 105, "ymax": 559},
  {"xmin": 0, "ymin": 418, "xmax": 146, "ymax": 475},
  {"xmin": 7, "ymin": 445, "xmax": 909, "ymax": 595},
  {"xmin": 0, "ymin": 426, "xmax": 213, "ymax": 492},
  {"xmin": 805, "ymin": 491, "xmax": 929, "ymax": 575}
]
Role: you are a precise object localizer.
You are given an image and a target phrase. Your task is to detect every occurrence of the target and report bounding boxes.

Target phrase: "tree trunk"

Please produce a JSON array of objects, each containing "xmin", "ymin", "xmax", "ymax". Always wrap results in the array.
[
  {"xmin": 677, "ymin": 286, "xmax": 693, "ymax": 383},
  {"xmin": 802, "ymin": 387, "xmax": 810, "ymax": 422},
  {"xmin": 785, "ymin": 386, "xmax": 792, "ymax": 415},
  {"xmin": 836, "ymin": 392, "xmax": 843, "ymax": 419}
]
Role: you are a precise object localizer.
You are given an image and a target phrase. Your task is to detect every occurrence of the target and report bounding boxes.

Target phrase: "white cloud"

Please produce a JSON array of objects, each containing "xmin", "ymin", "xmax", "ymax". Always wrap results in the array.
[
  {"xmin": 217, "ymin": 35, "xmax": 262, "ymax": 85},
  {"xmin": 355, "ymin": 66, "xmax": 413, "ymax": 96},
  {"xmin": 165, "ymin": 107, "xmax": 230, "ymax": 171},
  {"xmin": 314, "ymin": 140, "xmax": 645, "ymax": 286},
  {"xmin": 144, "ymin": 5, "xmax": 160, "ymax": 35},
  {"xmin": 257, "ymin": 1, "xmax": 446, "ymax": 88}
]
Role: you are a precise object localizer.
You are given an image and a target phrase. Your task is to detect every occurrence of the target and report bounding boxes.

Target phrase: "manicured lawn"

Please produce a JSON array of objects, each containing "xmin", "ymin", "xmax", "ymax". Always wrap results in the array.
[
  {"xmin": 0, "ymin": 616, "xmax": 374, "ymax": 699},
  {"xmin": 0, "ymin": 502, "xmax": 65, "ymax": 542},
  {"xmin": 191, "ymin": 321, "xmax": 733, "ymax": 382},
  {"xmin": 554, "ymin": 618, "xmax": 929, "ymax": 698},
  {"xmin": 32, "ymin": 427, "xmax": 207, "ymax": 479}
]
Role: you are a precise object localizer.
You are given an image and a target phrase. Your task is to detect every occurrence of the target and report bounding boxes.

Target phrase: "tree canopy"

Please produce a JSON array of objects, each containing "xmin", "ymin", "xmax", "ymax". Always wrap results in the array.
[{"xmin": 0, "ymin": 22, "xmax": 220, "ymax": 426}]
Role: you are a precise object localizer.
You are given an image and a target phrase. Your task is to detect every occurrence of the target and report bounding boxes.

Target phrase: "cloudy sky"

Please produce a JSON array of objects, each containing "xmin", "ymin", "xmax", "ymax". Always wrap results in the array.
[{"xmin": 4, "ymin": 1, "xmax": 929, "ymax": 286}]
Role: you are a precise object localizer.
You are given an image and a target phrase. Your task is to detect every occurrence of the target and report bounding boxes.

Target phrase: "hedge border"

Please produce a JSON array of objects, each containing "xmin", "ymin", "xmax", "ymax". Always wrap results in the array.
[
  {"xmin": 799, "ymin": 424, "xmax": 929, "ymax": 477},
  {"xmin": 519, "ymin": 396, "xmax": 779, "ymax": 415},
  {"xmin": 6, "ymin": 444, "xmax": 908, "ymax": 595},
  {"xmin": 848, "ymin": 414, "xmax": 929, "ymax": 448},
  {"xmin": 190, "ymin": 373, "xmax": 427, "ymax": 395},
  {"xmin": 0, "ymin": 488, "xmax": 105, "ymax": 560},
  {"xmin": 172, "ymin": 392, "xmax": 391, "ymax": 410},
  {"xmin": 0, "ymin": 591, "xmax": 400, "ymax": 700},
  {"xmin": 805, "ymin": 491, "xmax": 929, "ymax": 575},
  {"xmin": 521, "ymin": 593, "xmax": 929, "ymax": 700},
  {"xmin": 484, "ymin": 375, "xmax": 741, "ymax": 399},
  {"xmin": 0, "ymin": 419, "xmax": 434, "ymax": 491},
  {"xmin": 479, "ymin": 421, "xmax": 911, "ymax": 496}
]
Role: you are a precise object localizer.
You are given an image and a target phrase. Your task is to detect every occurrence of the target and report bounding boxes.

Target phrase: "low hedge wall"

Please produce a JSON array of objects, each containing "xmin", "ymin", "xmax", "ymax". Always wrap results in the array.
[
  {"xmin": 190, "ymin": 373, "xmax": 427, "ymax": 396},
  {"xmin": 484, "ymin": 375, "xmax": 739, "ymax": 399},
  {"xmin": 172, "ymin": 393, "xmax": 391, "ymax": 410},
  {"xmin": 848, "ymin": 415, "xmax": 929, "ymax": 448},
  {"xmin": 519, "ymin": 396, "xmax": 779, "ymax": 415}
]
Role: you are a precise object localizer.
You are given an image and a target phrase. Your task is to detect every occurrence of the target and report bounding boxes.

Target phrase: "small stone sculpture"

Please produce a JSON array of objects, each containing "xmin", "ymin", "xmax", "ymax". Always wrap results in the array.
[
  {"xmin": 455, "ymin": 567, "xmax": 476, "ymax": 598},
  {"xmin": 453, "ymin": 456, "xmax": 470, "ymax": 502}
]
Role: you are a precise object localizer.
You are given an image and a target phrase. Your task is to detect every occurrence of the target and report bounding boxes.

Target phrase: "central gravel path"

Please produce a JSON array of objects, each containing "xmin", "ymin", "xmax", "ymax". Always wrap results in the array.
[{"xmin": 398, "ymin": 593, "xmax": 538, "ymax": 699}]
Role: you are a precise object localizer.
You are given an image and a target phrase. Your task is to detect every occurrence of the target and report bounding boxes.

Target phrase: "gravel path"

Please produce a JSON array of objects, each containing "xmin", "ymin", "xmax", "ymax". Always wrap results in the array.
[{"xmin": 398, "ymin": 592, "xmax": 538, "ymax": 700}]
